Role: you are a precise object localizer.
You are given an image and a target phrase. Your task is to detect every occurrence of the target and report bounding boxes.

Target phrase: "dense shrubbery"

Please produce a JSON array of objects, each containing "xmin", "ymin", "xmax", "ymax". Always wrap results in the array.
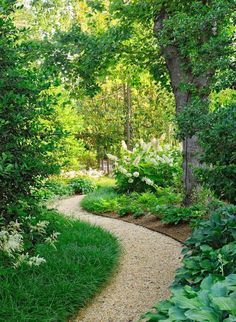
[
  {"xmin": 143, "ymin": 205, "xmax": 236, "ymax": 321},
  {"xmin": 37, "ymin": 176, "xmax": 96, "ymax": 201},
  {"xmin": 108, "ymin": 139, "xmax": 182, "ymax": 193}
]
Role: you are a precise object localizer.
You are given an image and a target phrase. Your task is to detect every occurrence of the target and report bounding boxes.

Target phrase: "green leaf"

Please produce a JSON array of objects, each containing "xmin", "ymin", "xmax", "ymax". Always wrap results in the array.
[
  {"xmin": 185, "ymin": 308, "xmax": 221, "ymax": 322},
  {"xmin": 212, "ymin": 297, "xmax": 236, "ymax": 315}
]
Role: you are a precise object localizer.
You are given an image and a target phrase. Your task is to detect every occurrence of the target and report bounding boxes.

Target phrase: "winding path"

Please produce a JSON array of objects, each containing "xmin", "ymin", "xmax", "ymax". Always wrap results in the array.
[{"xmin": 55, "ymin": 195, "xmax": 182, "ymax": 322}]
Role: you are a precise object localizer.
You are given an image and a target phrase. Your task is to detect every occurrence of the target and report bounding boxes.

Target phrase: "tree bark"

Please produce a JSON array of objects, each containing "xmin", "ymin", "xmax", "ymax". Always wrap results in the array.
[
  {"xmin": 154, "ymin": 11, "xmax": 207, "ymax": 204},
  {"xmin": 123, "ymin": 83, "xmax": 132, "ymax": 150}
]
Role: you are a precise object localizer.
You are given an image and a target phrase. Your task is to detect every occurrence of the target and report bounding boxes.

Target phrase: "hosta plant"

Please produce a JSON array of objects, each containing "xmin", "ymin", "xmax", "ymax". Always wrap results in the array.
[
  {"xmin": 108, "ymin": 139, "xmax": 182, "ymax": 193},
  {"xmin": 143, "ymin": 274, "xmax": 236, "ymax": 322}
]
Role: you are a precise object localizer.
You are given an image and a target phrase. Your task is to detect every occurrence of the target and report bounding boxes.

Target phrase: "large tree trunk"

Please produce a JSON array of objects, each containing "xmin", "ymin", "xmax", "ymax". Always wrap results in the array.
[
  {"xmin": 123, "ymin": 83, "xmax": 132, "ymax": 150},
  {"xmin": 154, "ymin": 12, "xmax": 207, "ymax": 204}
]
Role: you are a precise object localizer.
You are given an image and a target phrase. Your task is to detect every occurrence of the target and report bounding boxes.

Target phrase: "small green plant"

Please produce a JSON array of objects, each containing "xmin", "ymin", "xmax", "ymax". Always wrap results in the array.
[
  {"xmin": 117, "ymin": 194, "xmax": 145, "ymax": 218},
  {"xmin": 80, "ymin": 187, "xmax": 119, "ymax": 213},
  {"xmin": 153, "ymin": 205, "xmax": 205, "ymax": 225}
]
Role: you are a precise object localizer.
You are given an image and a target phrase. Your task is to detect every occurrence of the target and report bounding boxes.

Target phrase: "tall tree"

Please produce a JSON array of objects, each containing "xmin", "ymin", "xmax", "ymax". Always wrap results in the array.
[{"xmin": 109, "ymin": 0, "xmax": 235, "ymax": 203}]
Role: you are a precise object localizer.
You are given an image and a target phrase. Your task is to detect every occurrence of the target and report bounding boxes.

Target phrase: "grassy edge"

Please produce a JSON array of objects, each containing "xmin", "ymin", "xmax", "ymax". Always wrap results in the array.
[{"xmin": 0, "ymin": 207, "xmax": 121, "ymax": 322}]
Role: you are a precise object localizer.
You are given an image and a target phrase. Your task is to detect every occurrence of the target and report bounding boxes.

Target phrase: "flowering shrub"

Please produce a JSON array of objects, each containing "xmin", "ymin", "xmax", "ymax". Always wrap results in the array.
[
  {"xmin": 0, "ymin": 206, "xmax": 60, "ymax": 268},
  {"xmin": 108, "ymin": 139, "xmax": 182, "ymax": 193}
]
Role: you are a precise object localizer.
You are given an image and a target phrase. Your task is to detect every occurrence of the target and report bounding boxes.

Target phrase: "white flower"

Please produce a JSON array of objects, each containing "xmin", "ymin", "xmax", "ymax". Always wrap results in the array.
[
  {"xmin": 133, "ymin": 172, "xmax": 139, "ymax": 177},
  {"xmin": 119, "ymin": 167, "xmax": 128, "ymax": 175},
  {"xmin": 45, "ymin": 232, "xmax": 60, "ymax": 246},
  {"xmin": 124, "ymin": 156, "xmax": 131, "ymax": 162},
  {"xmin": 0, "ymin": 232, "xmax": 23, "ymax": 255},
  {"xmin": 141, "ymin": 177, "xmax": 154, "ymax": 186},
  {"xmin": 162, "ymin": 155, "xmax": 171, "ymax": 163},
  {"xmin": 151, "ymin": 138, "xmax": 158, "ymax": 146},
  {"xmin": 28, "ymin": 255, "xmax": 46, "ymax": 267},
  {"xmin": 126, "ymin": 173, "xmax": 132, "ymax": 178},
  {"xmin": 107, "ymin": 154, "xmax": 118, "ymax": 161},
  {"xmin": 133, "ymin": 156, "xmax": 141, "ymax": 166},
  {"xmin": 14, "ymin": 253, "xmax": 29, "ymax": 268},
  {"xmin": 128, "ymin": 178, "xmax": 134, "ymax": 183},
  {"xmin": 30, "ymin": 220, "xmax": 49, "ymax": 235},
  {"xmin": 121, "ymin": 140, "xmax": 127, "ymax": 150},
  {"xmin": 6, "ymin": 233, "xmax": 23, "ymax": 253}
]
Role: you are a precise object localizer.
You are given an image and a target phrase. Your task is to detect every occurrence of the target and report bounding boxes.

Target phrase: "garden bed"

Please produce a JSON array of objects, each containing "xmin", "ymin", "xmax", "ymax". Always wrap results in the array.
[{"xmin": 82, "ymin": 209, "xmax": 191, "ymax": 243}]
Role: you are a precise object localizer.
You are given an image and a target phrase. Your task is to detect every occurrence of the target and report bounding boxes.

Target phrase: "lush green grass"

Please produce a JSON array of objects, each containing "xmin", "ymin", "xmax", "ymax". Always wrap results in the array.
[{"xmin": 0, "ymin": 210, "xmax": 120, "ymax": 322}]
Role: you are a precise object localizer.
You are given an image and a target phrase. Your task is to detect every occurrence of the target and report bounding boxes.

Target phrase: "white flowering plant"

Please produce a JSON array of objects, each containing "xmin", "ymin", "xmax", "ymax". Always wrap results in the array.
[
  {"xmin": 108, "ymin": 139, "xmax": 182, "ymax": 193},
  {"xmin": 0, "ymin": 202, "xmax": 60, "ymax": 268}
]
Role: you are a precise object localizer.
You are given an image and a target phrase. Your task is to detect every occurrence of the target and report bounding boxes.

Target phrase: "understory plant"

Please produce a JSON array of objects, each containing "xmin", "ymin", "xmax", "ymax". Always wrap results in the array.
[
  {"xmin": 36, "ymin": 176, "xmax": 96, "ymax": 201},
  {"xmin": 0, "ymin": 202, "xmax": 60, "ymax": 268},
  {"xmin": 142, "ymin": 205, "xmax": 236, "ymax": 321},
  {"xmin": 69, "ymin": 177, "xmax": 96, "ymax": 194},
  {"xmin": 108, "ymin": 139, "xmax": 182, "ymax": 193}
]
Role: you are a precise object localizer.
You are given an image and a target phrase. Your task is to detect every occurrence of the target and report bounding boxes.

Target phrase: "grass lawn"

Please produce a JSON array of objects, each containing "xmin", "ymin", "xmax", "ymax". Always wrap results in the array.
[{"xmin": 0, "ymin": 210, "xmax": 120, "ymax": 322}]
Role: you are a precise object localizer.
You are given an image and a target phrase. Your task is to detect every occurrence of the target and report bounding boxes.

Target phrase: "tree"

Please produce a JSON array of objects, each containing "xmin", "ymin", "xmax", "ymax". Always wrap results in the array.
[
  {"xmin": 0, "ymin": 2, "xmax": 63, "ymax": 220},
  {"xmin": 109, "ymin": 0, "xmax": 235, "ymax": 203}
]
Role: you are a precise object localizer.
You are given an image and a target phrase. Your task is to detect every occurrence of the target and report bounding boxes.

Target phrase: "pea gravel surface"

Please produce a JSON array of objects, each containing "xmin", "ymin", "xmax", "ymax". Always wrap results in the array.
[{"xmin": 55, "ymin": 195, "xmax": 182, "ymax": 322}]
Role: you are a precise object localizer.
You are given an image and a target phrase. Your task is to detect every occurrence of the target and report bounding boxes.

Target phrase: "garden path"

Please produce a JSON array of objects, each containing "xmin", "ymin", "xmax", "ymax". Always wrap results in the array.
[{"xmin": 55, "ymin": 195, "xmax": 182, "ymax": 322}]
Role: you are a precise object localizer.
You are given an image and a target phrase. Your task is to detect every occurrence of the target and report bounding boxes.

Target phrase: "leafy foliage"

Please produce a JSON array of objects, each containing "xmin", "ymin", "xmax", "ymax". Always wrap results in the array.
[
  {"xmin": 0, "ymin": 9, "xmax": 63, "ymax": 220},
  {"xmin": 69, "ymin": 177, "xmax": 96, "ymax": 194},
  {"xmin": 144, "ymin": 274, "xmax": 236, "ymax": 322},
  {"xmin": 81, "ymin": 186, "xmax": 182, "ymax": 218},
  {"xmin": 80, "ymin": 187, "xmax": 119, "ymax": 214}
]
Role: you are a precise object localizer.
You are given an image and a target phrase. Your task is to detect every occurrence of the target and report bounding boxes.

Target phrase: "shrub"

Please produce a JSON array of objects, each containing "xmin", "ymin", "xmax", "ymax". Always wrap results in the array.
[
  {"xmin": 197, "ymin": 102, "xmax": 236, "ymax": 203},
  {"xmin": 108, "ymin": 139, "xmax": 182, "ymax": 193},
  {"xmin": 69, "ymin": 177, "xmax": 96, "ymax": 194},
  {"xmin": 36, "ymin": 178, "xmax": 74, "ymax": 201}
]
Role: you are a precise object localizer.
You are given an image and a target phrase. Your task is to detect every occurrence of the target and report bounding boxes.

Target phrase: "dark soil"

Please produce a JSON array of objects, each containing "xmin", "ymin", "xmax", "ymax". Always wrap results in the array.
[{"xmin": 93, "ymin": 212, "xmax": 192, "ymax": 243}]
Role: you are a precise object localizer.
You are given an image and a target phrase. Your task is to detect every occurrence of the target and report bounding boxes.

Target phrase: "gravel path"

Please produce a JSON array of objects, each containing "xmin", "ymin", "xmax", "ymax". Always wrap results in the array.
[{"xmin": 55, "ymin": 195, "xmax": 182, "ymax": 322}]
